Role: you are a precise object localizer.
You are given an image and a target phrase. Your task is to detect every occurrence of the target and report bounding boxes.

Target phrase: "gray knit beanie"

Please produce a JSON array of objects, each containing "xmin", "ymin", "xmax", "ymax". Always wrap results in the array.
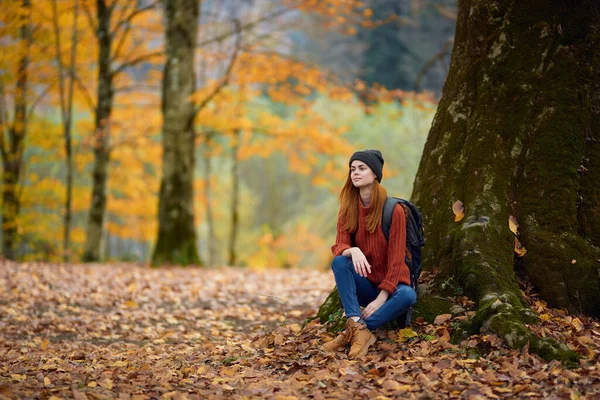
[{"xmin": 349, "ymin": 149, "xmax": 384, "ymax": 182}]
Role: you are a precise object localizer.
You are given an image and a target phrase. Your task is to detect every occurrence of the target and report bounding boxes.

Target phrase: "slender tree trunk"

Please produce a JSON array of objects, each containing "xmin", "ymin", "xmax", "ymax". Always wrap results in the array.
[
  {"xmin": 0, "ymin": 0, "xmax": 32, "ymax": 260},
  {"xmin": 203, "ymin": 133, "xmax": 216, "ymax": 266},
  {"xmin": 83, "ymin": 0, "xmax": 113, "ymax": 262},
  {"xmin": 228, "ymin": 129, "xmax": 240, "ymax": 266},
  {"xmin": 319, "ymin": 0, "xmax": 600, "ymax": 363},
  {"xmin": 52, "ymin": 0, "xmax": 80, "ymax": 263},
  {"xmin": 152, "ymin": 0, "xmax": 201, "ymax": 266}
]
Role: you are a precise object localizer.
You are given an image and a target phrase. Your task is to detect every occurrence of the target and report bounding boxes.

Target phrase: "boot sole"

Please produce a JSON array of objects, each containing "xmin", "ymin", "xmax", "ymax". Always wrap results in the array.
[{"xmin": 349, "ymin": 334, "xmax": 376, "ymax": 358}]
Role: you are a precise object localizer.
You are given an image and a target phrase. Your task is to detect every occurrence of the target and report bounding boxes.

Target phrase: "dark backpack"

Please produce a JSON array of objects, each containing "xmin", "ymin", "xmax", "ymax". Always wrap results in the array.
[{"xmin": 381, "ymin": 196, "xmax": 425, "ymax": 327}]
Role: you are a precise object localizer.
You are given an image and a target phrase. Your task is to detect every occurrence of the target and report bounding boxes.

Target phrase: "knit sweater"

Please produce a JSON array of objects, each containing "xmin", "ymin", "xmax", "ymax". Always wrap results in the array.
[{"xmin": 331, "ymin": 199, "xmax": 410, "ymax": 293}]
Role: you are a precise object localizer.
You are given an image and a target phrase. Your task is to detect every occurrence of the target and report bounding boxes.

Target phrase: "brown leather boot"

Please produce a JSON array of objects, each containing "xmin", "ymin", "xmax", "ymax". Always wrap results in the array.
[
  {"xmin": 348, "ymin": 319, "xmax": 376, "ymax": 358},
  {"xmin": 321, "ymin": 319, "xmax": 354, "ymax": 352}
]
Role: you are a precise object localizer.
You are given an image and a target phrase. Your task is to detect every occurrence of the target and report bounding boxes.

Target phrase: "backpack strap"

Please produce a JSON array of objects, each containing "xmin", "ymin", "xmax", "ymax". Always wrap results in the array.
[
  {"xmin": 382, "ymin": 197, "xmax": 414, "ymax": 262},
  {"xmin": 381, "ymin": 197, "xmax": 399, "ymax": 242}
]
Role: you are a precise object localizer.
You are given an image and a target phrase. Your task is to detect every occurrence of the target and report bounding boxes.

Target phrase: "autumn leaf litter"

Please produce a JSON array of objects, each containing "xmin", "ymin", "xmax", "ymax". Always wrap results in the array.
[{"xmin": 1, "ymin": 261, "xmax": 599, "ymax": 399}]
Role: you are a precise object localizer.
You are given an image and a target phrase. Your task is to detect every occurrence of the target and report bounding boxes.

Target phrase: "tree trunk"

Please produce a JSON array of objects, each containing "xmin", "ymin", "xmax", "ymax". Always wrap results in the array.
[
  {"xmin": 83, "ymin": 0, "xmax": 113, "ymax": 262},
  {"xmin": 228, "ymin": 129, "xmax": 240, "ymax": 266},
  {"xmin": 319, "ymin": 0, "xmax": 600, "ymax": 363},
  {"xmin": 152, "ymin": 0, "xmax": 201, "ymax": 266},
  {"xmin": 0, "ymin": 0, "xmax": 32, "ymax": 260},
  {"xmin": 203, "ymin": 133, "xmax": 216, "ymax": 266},
  {"xmin": 52, "ymin": 0, "xmax": 80, "ymax": 263}
]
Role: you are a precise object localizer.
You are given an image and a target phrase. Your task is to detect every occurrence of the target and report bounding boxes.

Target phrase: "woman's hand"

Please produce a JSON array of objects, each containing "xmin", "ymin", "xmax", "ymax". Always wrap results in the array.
[
  {"xmin": 350, "ymin": 247, "xmax": 371, "ymax": 277},
  {"xmin": 362, "ymin": 290, "xmax": 389, "ymax": 320}
]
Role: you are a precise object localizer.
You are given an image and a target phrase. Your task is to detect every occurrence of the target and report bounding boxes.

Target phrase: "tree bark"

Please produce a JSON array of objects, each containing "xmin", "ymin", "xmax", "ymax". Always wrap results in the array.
[
  {"xmin": 152, "ymin": 0, "xmax": 201, "ymax": 266},
  {"xmin": 319, "ymin": 0, "xmax": 600, "ymax": 363},
  {"xmin": 83, "ymin": 0, "xmax": 113, "ymax": 262},
  {"xmin": 228, "ymin": 129, "xmax": 240, "ymax": 266},
  {"xmin": 203, "ymin": 133, "xmax": 216, "ymax": 266},
  {"xmin": 52, "ymin": 0, "xmax": 80, "ymax": 263},
  {"xmin": 0, "ymin": 0, "xmax": 32, "ymax": 260}
]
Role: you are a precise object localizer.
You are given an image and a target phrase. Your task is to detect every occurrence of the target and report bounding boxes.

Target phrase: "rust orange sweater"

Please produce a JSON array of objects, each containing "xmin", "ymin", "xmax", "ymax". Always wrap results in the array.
[{"xmin": 331, "ymin": 200, "xmax": 410, "ymax": 293}]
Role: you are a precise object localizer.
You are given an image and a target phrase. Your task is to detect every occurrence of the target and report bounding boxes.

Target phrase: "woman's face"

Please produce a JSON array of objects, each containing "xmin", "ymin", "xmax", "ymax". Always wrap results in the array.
[{"xmin": 350, "ymin": 160, "xmax": 376, "ymax": 188}]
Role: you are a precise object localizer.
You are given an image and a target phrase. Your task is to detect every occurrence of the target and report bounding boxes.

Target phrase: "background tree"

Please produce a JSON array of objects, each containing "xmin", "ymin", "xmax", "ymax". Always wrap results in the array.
[
  {"xmin": 152, "ymin": 0, "xmax": 203, "ymax": 266},
  {"xmin": 81, "ymin": 0, "xmax": 161, "ymax": 262},
  {"xmin": 51, "ymin": 0, "xmax": 81, "ymax": 262},
  {"xmin": 0, "ymin": 0, "xmax": 33, "ymax": 260}
]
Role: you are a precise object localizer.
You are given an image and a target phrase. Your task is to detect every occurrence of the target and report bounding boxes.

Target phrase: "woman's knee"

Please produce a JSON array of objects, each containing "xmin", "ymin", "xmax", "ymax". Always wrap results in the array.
[
  {"xmin": 395, "ymin": 285, "xmax": 417, "ymax": 306},
  {"xmin": 331, "ymin": 255, "xmax": 351, "ymax": 272}
]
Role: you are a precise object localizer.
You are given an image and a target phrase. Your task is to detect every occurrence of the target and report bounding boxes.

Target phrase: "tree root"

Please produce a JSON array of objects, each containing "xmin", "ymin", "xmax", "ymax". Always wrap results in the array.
[{"xmin": 452, "ymin": 291, "xmax": 580, "ymax": 366}]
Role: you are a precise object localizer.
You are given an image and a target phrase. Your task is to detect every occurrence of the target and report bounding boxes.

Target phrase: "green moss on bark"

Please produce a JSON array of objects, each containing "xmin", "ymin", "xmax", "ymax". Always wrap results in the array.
[{"xmin": 408, "ymin": 0, "xmax": 600, "ymax": 362}]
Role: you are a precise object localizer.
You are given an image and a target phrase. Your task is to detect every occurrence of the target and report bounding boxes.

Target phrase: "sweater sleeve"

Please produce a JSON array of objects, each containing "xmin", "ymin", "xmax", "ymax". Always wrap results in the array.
[
  {"xmin": 331, "ymin": 214, "xmax": 352, "ymax": 257},
  {"xmin": 378, "ymin": 204, "xmax": 411, "ymax": 293}
]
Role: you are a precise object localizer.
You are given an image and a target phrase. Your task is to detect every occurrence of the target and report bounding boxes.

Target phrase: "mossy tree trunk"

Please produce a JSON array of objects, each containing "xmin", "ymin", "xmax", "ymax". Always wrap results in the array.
[
  {"xmin": 152, "ymin": 0, "xmax": 201, "ymax": 266},
  {"xmin": 319, "ymin": 0, "xmax": 600, "ymax": 362}
]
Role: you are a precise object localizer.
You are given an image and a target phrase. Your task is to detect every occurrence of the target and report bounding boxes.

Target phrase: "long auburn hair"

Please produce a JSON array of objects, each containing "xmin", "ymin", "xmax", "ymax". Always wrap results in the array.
[{"xmin": 338, "ymin": 174, "xmax": 387, "ymax": 234}]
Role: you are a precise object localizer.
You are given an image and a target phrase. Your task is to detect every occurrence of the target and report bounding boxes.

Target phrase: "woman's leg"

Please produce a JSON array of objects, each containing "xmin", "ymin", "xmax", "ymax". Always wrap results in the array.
[
  {"xmin": 363, "ymin": 284, "xmax": 416, "ymax": 330},
  {"xmin": 331, "ymin": 256, "xmax": 379, "ymax": 319}
]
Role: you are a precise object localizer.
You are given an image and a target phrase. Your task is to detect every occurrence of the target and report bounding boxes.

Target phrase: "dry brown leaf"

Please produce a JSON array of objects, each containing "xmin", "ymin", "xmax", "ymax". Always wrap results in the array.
[
  {"xmin": 572, "ymin": 318, "xmax": 584, "ymax": 331},
  {"xmin": 577, "ymin": 335, "xmax": 594, "ymax": 345},
  {"xmin": 72, "ymin": 391, "xmax": 89, "ymax": 400},
  {"xmin": 382, "ymin": 380, "xmax": 411, "ymax": 391},
  {"xmin": 540, "ymin": 313, "xmax": 551, "ymax": 322},
  {"xmin": 452, "ymin": 200, "xmax": 465, "ymax": 222},
  {"xmin": 508, "ymin": 215, "xmax": 519, "ymax": 235},
  {"xmin": 514, "ymin": 237, "xmax": 527, "ymax": 257},
  {"xmin": 438, "ymin": 328, "xmax": 450, "ymax": 342},
  {"xmin": 434, "ymin": 314, "xmax": 452, "ymax": 325}
]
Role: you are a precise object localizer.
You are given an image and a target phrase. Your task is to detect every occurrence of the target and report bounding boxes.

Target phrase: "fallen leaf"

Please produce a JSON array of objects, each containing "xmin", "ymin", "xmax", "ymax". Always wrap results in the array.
[
  {"xmin": 40, "ymin": 337, "xmax": 49, "ymax": 350},
  {"xmin": 273, "ymin": 334, "xmax": 285, "ymax": 346},
  {"xmin": 572, "ymin": 318, "xmax": 584, "ymax": 331},
  {"xmin": 124, "ymin": 300, "xmax": 138, "ymax": 309},
  {"xmin": 508, "ymin": 215, "xmax": 519, "ymax": 235},
  {"xmin": 515, "ymin": 237, "xmax": 527, "ymax": 257},
  {"xmin": 382, "ymin": 380, "xmax": 411, "ymax": 391},
  {"xmin": 434, "ymin": 314, "xmax": 452, "ymax": 325},
  {"xmin": 396, "ymin": 328, "xmax": 418, "ymax": 343},
  {"xmin": 72, "ymin": 391, "xmax": 88, "ymax": 400},
  {"xmin": 438, "ymin": 328, "xmax": 450, "ymax": 342},
  {"xmin": 452, "ymin": 200, "xmax": 465, "ymax": 222},
  {"xmin": 540, "ymin": 313, "xmax": 551, "ymax": 322},
  {"xmin": 577, "ymin": 335, "xmax": 594, "ymax": 345}
]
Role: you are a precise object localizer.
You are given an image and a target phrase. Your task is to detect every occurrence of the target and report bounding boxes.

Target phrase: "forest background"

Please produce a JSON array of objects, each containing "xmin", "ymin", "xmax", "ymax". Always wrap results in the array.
[{"xmin": 0, "ymin": 0, "xmax": 455, "ymax": 268}]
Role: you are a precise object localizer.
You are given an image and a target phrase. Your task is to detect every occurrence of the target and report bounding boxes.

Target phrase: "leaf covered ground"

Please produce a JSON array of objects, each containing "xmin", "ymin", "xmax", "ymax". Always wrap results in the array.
[{"xmin": 1, "ymin": 261, "xmax": 599, "ymax": 399}]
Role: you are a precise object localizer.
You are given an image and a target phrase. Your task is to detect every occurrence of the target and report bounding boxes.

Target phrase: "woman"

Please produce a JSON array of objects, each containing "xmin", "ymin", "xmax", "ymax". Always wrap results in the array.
[{"xmin": 322, "ymin": 149, "xmax": 417, "ymax": 358}]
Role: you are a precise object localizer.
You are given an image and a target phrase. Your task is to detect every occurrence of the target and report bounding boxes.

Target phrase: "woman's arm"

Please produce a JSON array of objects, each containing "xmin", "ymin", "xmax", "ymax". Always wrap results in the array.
[
  {"xmin": 331, "ymin": 214, "xmax": 352, "ymax": 257},
  {"xmin": 379, "ymin": 204, "xmax": 411, "ymax": 293}
]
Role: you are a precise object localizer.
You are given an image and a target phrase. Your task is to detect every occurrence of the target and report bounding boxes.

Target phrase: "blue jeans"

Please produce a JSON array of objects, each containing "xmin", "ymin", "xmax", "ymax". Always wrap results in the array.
[{"xmin": 331, "ymin": 255, "xmax": 416, "ymax": 331}]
